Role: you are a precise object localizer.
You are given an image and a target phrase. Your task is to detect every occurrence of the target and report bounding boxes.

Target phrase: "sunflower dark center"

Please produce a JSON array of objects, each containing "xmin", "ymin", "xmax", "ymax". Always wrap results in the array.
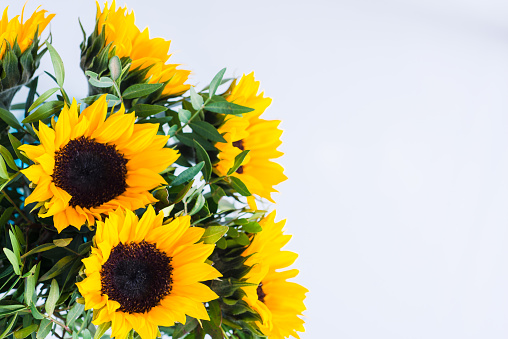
[
  {"xmin": 233, "ymin": 140, "xmax": 244, "ymax": 151},
  {"xmin": 232, "ymin": 140, "xmax": 245, "ymax": 174},
  {"xmin": 257, "ymin": 283, "xmax": 266, "ymax": 303},
  {"xmin": 100, "ymin": 241, "xmax": 173, "ymax": 314},
  {"xmin": 52, "ymin": 136, "xmax": 128, "ymax": 209}
]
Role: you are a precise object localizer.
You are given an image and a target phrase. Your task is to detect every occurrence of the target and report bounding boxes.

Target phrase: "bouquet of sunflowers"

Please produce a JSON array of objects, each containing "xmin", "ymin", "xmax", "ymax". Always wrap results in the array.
[{"xmin": 0, "ymin": 2, "xmax": 307, "ymax": 339}]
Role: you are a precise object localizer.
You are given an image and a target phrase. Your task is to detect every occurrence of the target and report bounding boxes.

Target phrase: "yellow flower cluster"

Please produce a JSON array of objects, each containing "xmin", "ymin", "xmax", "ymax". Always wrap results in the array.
[
  {"xmin": 96, "ymin": 0, "xmax": 190, "ymax": 97},
  {"xmin": 0, "ymin": 5, "xmax": 54, "ymax": 59},
  {"xmin": 7, "ymin": 2, "xmax": 307, "ymax": 339}
]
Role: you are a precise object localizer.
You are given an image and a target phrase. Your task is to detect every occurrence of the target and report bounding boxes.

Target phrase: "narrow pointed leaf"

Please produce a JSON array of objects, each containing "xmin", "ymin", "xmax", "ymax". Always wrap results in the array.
[
  {"xmin": 190, "ymin": 121, "xmax": 226, "ymax": 143},
  {"xmin": 46, "ymin": 42, "xmax": 65, "ymax": 87},
  {"xmin": 8, "ymin": 134, "xmax": 29, "ymax": 164},
  {"xmin": 193, "ymin": 140, "xmax": 212, "ymax": 182},
  {"xmin": 200, "ymin": 226, "xmax": 229, "ymax": 244},
  {"xmin": 45, "ymin": 279, "xmax": 59, "ymax": 316},
  {"xmin": 39, "ymin": 255, "xmax": 74, "ymax": 281},
  {"xmin": 209, "ymin": 68, "xmax": 226, "ymax": 97},
  {"xmin": 0, "ymin": 107, "xmax": 23, "ymax": 131},
  {"xmin": 171, "ymin": 162, "xmax": 204, "ymax": 186},
  {"xmin": 230, "ymin": 176, "xmax": 251, "ymax": 196},
  {"xmin": 0, "ymin": 145, "xmax": 17, "ymax": 170},
  {"xmin": 122, "ymin": 83, "xmax": 163, "ymax": 99},
  {"xmin": 189, "ymin": 87, "xmax": 204, "ymax": 110},
  {"xmin": 227, "ymin": 150, "xmax": 249, "ymax": 175},
  {"xmin": 205, "ymin": 101, "xmax": 254, "ymax": 115},
  {"xmin": 28, "ymin": 87, "xmax": 59, "ymax": 112}
]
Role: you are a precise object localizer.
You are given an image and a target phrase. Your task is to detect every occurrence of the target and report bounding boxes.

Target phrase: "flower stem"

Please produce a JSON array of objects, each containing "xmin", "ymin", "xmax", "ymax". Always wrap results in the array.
[
  {"xmin": 2, "ymin": 188, "xmax": 31, "ymax": 224},
  {"xmin": 43, "ymin": 314, "xmax": 73, "ymax": 335}
]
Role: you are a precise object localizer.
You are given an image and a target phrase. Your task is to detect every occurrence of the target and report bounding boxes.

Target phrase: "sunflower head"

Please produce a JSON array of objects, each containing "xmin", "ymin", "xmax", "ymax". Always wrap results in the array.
[
  {"xmin": 241, "ymin": 211, "xmax": 307, "ymax": 339},
  {"xmin": 0, "ymin": 5, "xmax": 54, "ymax": 107},
  {"xmin": 19, "ymin": 95, "xmax": 179, "ymax": 233},
  {"xmin": 80, "ymin": 1, "xmax": 190, "ymax": 103},
  {"xmin": 76, "ymin": 206, "xmax": 222, "ymax": 339},
  {"xmin": 214, "ymin": 73, "xmax": 287, "ymax": 203}
]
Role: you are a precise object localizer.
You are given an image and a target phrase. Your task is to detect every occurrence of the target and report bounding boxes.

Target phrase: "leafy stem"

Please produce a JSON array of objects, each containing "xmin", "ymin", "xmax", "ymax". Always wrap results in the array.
[
  {"xmin": 42, "ymin": 313, "xmax": 73, "ymax": 335},
  {"xmin": 174, "ymin": 97, "xmax": 211, "ymax": 135}
]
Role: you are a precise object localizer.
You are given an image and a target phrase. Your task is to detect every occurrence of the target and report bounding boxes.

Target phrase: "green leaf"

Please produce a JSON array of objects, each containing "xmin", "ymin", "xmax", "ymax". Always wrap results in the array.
[
  {"xmin": 39, "ymin": 255, "xmax": 74, "ymax": 281},
  {"xmin": 0, "ymin": 145, "xmax": 17, "ymax": 170},
  {"xmin": 109, "ymin": 56, "xmax": 121, "ymax": 81},
  {"xmin": 204, "ymin": 101, "xmax": 254, "ymax": 115},
  {"xmin": 21, "ymin": 243, "xmax": 56, "ymax": 259},
  {"xmin": 172, "ymin": 162, "xmax": 204, "ymax": 186},
  {"xmin": 178, "ymin": 109, "xmax": 191, "ymax": 124},
  {"xmin": 81, "ymin": 94, "xmax": 121, "ymax": 106},
  {"xmin": 27, "ymin": 87, "xmax": 59, "ymax": 112},
  {"xmin": 85, "ymin": 71, "xmax": 114, "ymax": 88},
  {"xmin": 193, "ymin": 140, "xmax": 212, "ymax": 182},
  {"xmin": 211, "ymin": 184, "xmax": 226, "ymax": 204},
  {"xmin": 189, "ymin": 194, "xmax": 205, "ymax": 216},
  {"xmin": 0, "ymin": 156, "xmax": 10, "ymax": 180},
  {"xmin": 200, "ymin": 226, "xmax": 229, "ymax": 244},
  {"xmin": 0, "ymin": 107, "xmax": 23, "ymax": 131},
  {"xmin": 208, "ymin": 300, "xmax": 222, "ymax": 327},
  {"xmin": 53, "ymin": 238, "xmax": 73, "ymax": 247},
  {"xmin": 172, "ymin": 318, "xmax": 198, "ymax": 339},
  {"xmin": 242, "ymin": 221, "xmax": 262, "ymax": 233},
  {"xmin": 122, "ymin": 83, "xmax": 163, "ymax": 99},
  {"xmin": 129, "ymin": 104, "xmax": 167, "ymax": 118},
  {"xmin": 25, "ymin": 77, "xmax": 39, "ymax": 115},
  {"xmin": 189, "ymin": 87, "xmax": 204, "ymax": 110},
  {"xmin": 46, "ymin": 42, "xmax": 65, "ymax": 87},
  {"xmin": 236, "ymin": 232, "xmax": 250, "ymax": 246},
  {"xmin": 0, "ymin": 172, "xmax": 20, "ymax": 191},
  {"xmin": 9, "ymin": 230, "xmax": 21, "ymax": 262},
  {"xmin": 190, "ymin": 121, "xmax": 226, "ymax": 143},
  {"xmin": 14, "ymin": 324, "xmax": 38, "ymax": 339},
  {"xmin": 137, "ymin": 116, "xmax": 173, "ymax": 124},
  {"xmin": 216, "ymin": 237, "xmax": 227, "ymax": 250},
  {"xmin": 8, "ymin": 134, "xmax": 29, "ymax": 164},
  {"xmin": 0, "ymin": 304, "xmax": 25, "ymax": 315},
  {"xmin": 36, "ymin": 318, "xmax": 53, "ymax": 339},
  {"xmin": 229, "ymin": 176, "xmax": 251, "ymax": 196},
  {"xmin": 0, "ymin": 314, "xmax": 18, "ymax": 339},
  {"xmin": 66, "ymin": 302, "xmax": 85, "ymax": 327},
  {"xmin": 209, "ymin": 68, "xmax": 226, "ymax": 97},
  {"xmin": 24, "ymin": 264, "xmax": 39, "ymax": 305},
  {"xmin": 172, "ymin": 179, "xmax": 195, "ymax": 205},
  {"xmin": 29, "ymin": 302, "xmax": 44, "ymax": 320},
  {"xmin": 227, "ymin": 150, "xmax": 249, "ymax": 176},
  {"xmin": 45, "ymin": 279, "xmax": 59, "ymax": 316},
  {"xmin": 22, "ymin": 101, "xmax": 64, "ymax": 123},
  {"xmin": 3, "ymin": 248, "xmax": 20, "ymax": 275},
  {"xmin": 94, "ymin": 321, "xmax": 111, "ymax": 339},
  {"xmin": 0, "ymin": 207, "xmax": 14, "ymax": 227}
]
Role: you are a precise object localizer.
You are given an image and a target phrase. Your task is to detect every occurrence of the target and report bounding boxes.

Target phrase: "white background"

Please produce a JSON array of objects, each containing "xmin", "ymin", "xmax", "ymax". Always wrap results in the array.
[{"xmin": 5, "ymin": 0, "xmax": 508, "ymax": 338}]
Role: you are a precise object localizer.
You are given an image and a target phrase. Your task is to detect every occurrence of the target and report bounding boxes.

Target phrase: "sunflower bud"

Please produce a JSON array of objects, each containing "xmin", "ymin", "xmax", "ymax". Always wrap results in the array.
[
  {"xmin": 0, "ymin": 6, "xmax": 54, "ymax": 109},
  {"xmin": 80, "ymin": 1, "xmax": 190, "ymax": 107}
]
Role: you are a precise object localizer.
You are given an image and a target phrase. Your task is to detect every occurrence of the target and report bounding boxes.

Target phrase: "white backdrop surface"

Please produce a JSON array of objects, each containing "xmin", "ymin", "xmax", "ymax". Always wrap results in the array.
[{"xmin": 4, "ymin": 0, "xmax": 508, "ymax": 338}]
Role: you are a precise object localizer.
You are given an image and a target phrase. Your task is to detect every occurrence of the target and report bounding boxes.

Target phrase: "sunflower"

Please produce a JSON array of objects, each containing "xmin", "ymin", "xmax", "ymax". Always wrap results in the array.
[
  {"xmin": 0, "ymin": 4, "xmax": 54, "ymax": 59},
  {"xmin": 19, "ymin": 95, "xmax": 179, "ymax": 232},
  {"xmin": 95, "ymin": 0, "xmax": 190, "ymax": 97},
  {"xmin": 76, "ymin": 206, "xmax": 221, "ymax": 339},
  {"xmin": 241, "ymin": 211, "xmax": 307, "ymax": 338},
  {"xmin": 214, "ymin": 73, "xmax": 287, "ymax": 203}
]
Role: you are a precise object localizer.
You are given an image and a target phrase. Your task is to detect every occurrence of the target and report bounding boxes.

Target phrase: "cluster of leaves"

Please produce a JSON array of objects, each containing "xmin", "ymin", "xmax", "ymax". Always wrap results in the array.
[{"xmin": 0, "ymin": 37, "xmax": 272, "ymax": 339}]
